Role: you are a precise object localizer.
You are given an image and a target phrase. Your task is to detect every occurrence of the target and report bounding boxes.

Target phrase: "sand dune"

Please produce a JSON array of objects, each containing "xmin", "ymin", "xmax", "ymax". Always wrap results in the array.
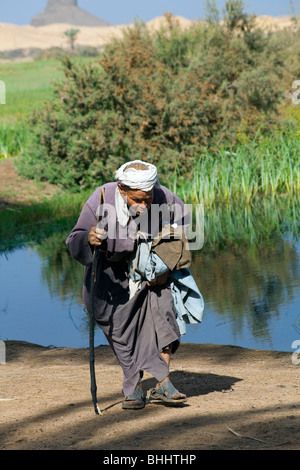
[
  {"xmin": 0, "ymin": 23, "xmax": 125, "ymax": 51},
  {"xmin": 0, "ymin": 15, "xmax": 297, "ymax": 53},
  {"xmin": 0, "ymin": 16, "xmax": 193, "ymax": 52},
  {"xmin": 254, "ymin": 14, "xmax": 298, "ymax": 31}
]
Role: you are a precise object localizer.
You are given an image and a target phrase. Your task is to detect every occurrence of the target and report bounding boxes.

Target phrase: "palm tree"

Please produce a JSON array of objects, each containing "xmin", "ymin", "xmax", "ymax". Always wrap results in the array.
[{"xmin": 64, "ymin": 28, "xmax": 80, "ymax": 50}]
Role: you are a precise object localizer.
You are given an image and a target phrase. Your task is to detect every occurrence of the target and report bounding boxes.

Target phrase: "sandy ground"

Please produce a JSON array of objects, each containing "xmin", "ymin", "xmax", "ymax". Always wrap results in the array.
[
  {"xmin": 0, "ymin": 15, "xmax": 297, "ymax": 54},
  {"xmin": 0, "ymin": 340, "xmax": 299, "ymax": 451}
]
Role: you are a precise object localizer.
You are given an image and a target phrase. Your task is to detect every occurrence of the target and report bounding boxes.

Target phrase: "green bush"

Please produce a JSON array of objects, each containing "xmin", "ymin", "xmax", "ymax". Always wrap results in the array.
[{"xmin": 16, "ymin": 2, "xmax": 293, "ymax": 191}]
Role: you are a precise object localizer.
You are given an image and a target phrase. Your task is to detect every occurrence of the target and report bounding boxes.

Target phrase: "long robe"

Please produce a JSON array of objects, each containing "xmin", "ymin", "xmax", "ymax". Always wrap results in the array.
[{"xmin": 66, "ymin": 182, "xmax": 188, "ymax": 395}]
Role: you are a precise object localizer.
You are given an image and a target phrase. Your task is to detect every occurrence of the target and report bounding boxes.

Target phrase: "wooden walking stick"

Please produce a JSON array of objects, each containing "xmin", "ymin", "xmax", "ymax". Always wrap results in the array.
[{"xmin": 89, "ymin": 186, "xmax": 105, "ymax": 415}]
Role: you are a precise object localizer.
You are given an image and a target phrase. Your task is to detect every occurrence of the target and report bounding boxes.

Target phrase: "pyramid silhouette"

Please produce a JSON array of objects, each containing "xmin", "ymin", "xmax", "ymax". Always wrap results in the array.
[{"xmin": 31, "ymin": 0, "xmax": 112, "ymax": 26}]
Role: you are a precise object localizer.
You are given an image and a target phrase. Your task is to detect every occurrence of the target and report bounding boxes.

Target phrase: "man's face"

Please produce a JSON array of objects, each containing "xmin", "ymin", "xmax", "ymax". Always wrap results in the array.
[{"xmin": 118, "ymin": 184, "xmax": 153, "ymax": 216}]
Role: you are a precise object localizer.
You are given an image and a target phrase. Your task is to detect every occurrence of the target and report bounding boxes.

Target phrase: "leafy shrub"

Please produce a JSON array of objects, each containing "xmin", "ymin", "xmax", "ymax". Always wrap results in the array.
[{"xmin": 16, "ymin": 2, "xmax": 293, "ymax": 191}]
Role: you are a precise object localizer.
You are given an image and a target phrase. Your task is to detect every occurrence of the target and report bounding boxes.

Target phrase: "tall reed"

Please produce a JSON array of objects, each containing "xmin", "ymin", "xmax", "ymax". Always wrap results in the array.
[
  {"xmin": 175, "ymin": 131, "xmax": 300, "ymax": 207},
  {"xmin": 0, "ymin": 121, "xmax": 32, "ymax": 159}
]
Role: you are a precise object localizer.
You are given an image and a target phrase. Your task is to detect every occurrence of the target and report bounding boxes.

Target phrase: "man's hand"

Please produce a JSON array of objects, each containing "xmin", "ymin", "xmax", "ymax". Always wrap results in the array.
[
  {"xmin": 147, "ymin": 271, "xmax": 169, "ymax": 287},
  {"xmin": 88, "ymin": 227, "xmax": 107, "ymax": 246}
]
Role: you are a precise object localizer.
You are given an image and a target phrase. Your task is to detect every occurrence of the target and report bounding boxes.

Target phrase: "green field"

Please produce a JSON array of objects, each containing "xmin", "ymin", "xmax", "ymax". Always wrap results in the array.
[
  {"xmin": 0, "ymin": 57, "xmax": 92, "ymax": 158},
  {"xmin": 0, "ymin": 59, "xmax": 62, "ymax": 158},
  {"xmin": 0, "ymin": 59, "xmax": 65, "ymax": 122}
]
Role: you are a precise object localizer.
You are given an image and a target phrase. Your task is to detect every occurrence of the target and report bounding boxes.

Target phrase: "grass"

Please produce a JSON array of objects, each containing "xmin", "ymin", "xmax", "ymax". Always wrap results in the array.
[
  {"xmin": 0, "ymin": 57, "xmax": 92, "ymax": 158},
  {"xmin": 0, "ymin": 121, "xmax": 32, "ymax": 158},
  {"xmin": 0, "ymin": 189, "xmax": 91, "ymax": 252},
  {"xmin": 0, "ymin": 59, "xmax": 65, "ymax": 122},
  {"xmin": 0, "ymin": 59, "xmax": 64, "ymax": 160},
  {"xmin": 173, "ymin": 129, "xmax": 300, "ymax": 208}
]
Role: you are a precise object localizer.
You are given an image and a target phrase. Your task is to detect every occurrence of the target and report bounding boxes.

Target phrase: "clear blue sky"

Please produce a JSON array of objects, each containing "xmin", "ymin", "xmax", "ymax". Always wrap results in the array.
[{"xmin": 0, "ymin": 0, "xmax": 297, "ymax": 25}]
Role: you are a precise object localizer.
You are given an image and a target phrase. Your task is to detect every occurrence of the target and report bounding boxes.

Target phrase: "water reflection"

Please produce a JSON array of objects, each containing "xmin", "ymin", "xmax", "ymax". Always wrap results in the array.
[
  {"xmin": 1, "ymin": 199, "xmax": 300, "ymax": 351},
  {"xmin": 0, "ymin": 239, "xmax": 105, "ymax": 348},
  {"xmin": 190, "ymin": 237, "xmax": 300, "ymax": 350},
  {"xmin": 36, "ymin": 231, "xmax": 84, "ymax": 305},
  {"xmin": 203, "ymin": 195, "xmax": 300, "ymax": 248}
]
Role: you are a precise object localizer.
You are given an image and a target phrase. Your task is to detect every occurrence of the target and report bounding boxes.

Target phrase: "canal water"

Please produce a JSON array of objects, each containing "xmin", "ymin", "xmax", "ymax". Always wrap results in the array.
[{"xmin": 1, "ymin": 233, "xmax": 300, "ymax": 353}]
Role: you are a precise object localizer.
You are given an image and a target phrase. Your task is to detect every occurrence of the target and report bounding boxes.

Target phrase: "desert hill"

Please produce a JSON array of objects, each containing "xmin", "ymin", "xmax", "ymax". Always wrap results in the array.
[{"xmin": 0, "ymin": 15, "xmax": 298, "ymax": 56}]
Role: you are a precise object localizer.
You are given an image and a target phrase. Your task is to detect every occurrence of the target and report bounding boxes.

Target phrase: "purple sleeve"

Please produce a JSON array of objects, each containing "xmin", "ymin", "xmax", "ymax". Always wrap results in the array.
[
  {"xmin": 66, "ymin": 202, "xmax": 97, "ymax": 266},
  {"xmin": 160, "ymin": 186, "xmax": 191, "ymax": 227}
]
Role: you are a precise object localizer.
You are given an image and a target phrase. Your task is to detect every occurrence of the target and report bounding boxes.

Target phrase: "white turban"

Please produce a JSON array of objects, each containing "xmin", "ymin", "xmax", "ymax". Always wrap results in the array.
[
  {"xmin": 115, "ymin": 160, "xmax": 160, "ymax": 192},
  {"xmin": 114, "ymin": 160, "xmax": 160, "ymax": 227}
]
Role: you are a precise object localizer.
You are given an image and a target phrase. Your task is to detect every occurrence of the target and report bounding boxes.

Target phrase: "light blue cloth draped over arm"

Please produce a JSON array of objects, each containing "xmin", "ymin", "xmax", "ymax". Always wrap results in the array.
[{"xmin": 128, "ymin": 240, "xmax": 204, "ymax": 335}]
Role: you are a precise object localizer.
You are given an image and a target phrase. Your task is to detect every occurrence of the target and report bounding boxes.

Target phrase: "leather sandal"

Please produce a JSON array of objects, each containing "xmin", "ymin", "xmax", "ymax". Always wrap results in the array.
[
  {"xmin": 150, "ymin": 381, "xmax": 187, "ymax": 404},
  {"xmin": 122, "ymin": 387, "xmax": 146, "ymax": 410}
]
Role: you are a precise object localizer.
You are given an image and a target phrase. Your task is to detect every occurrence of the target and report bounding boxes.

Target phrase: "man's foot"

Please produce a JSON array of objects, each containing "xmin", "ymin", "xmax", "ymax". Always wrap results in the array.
[
  {"xmin": 150, "ymin": 380, "xmax": 187, "ymax": 405},
  {"xmin": 122, "ymin": 386, "xmax": 146, "ymax": 410}
]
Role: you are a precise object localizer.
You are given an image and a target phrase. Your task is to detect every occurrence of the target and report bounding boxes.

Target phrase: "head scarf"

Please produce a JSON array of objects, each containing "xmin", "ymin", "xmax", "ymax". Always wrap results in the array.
[
  {"xmin": 115, "ymin": 160, "xmax": 160, "ymax": 192},
  {"xmin": 114, "ymin": 160, "xmax": 160, "ymax": 227}
]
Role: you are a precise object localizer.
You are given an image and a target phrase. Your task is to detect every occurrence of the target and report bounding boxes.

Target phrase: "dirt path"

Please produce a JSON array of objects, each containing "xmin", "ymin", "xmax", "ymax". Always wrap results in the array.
[
  {"xmin": 0, "ymin": 158, "xmax": 59, "ymax": 211},
  {"xmin": 0, "ymin": 341, "xmax": 299, "ymax": 451}
]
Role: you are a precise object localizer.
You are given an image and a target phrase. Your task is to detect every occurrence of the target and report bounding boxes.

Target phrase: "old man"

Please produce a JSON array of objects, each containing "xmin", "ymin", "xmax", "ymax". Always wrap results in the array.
[{"xmin": 66, "ymin": 160, "xmax": 196, "ymax": 409}]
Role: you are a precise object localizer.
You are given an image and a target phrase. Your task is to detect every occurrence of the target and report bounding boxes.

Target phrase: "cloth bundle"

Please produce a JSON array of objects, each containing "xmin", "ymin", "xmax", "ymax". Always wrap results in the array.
[{"xmin": 128, "ymin": 230, "xmax": 204, "ymax": 335}]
